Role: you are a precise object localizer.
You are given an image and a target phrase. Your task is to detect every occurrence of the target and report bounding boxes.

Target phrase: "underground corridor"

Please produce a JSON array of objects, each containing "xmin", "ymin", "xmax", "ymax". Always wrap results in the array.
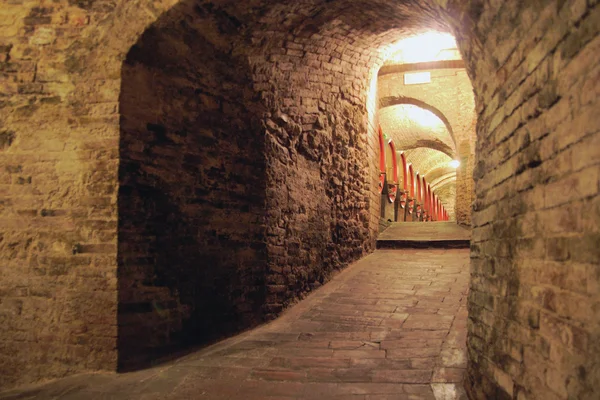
[{"xmin": 0, "ymin": 1, "xmax": 599, "ymax": 400}]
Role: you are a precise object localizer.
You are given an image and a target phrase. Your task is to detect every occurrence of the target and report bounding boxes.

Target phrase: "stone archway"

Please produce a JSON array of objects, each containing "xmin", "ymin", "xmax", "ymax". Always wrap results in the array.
[
  {"xmin": 116, "ymin": 1, "xmax": 269, "ymax": 370},
  {"xmin": 379, "ymin": 95, "xmax": 457, "ymax": 150}
]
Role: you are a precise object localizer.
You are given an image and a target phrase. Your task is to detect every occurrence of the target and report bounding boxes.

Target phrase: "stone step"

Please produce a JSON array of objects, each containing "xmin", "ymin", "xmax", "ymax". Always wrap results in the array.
[
  {"xmin": 376, "ymin": 222, "xmax": 471, "ymax": 249},
  {"xmin": 376, "ymin": 238, "xmax": 470, "ymax": 249}
]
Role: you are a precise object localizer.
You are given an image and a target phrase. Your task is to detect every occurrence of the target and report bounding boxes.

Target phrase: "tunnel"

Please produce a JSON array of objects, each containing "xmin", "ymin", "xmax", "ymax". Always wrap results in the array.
[{"xmin": 0, "ymin": 1, "xmax": 599, "ymax": 399}]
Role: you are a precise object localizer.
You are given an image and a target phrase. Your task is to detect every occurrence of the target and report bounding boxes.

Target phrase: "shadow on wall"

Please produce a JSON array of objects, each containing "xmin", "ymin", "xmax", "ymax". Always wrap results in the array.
[{"xmin": 117, "ymin": 2, "xmax": 267, "ymax": 371}]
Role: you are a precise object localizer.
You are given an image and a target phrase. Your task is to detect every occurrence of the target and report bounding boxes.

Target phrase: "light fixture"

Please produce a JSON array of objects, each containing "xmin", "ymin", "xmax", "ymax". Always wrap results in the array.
[{"xmin": 449, "ymin": 160, "xmax": 460, "ymax": 168}]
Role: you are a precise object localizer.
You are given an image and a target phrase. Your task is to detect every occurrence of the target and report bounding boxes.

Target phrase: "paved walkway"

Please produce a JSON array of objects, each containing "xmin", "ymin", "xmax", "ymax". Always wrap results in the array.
[{"xmin": 0, "ymin": 249, "xmax": 470, "ymax": 400}]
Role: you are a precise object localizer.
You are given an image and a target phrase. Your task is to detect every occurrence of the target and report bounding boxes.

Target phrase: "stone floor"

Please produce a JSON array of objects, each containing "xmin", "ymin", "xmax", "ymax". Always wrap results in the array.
[
  {"xmin": 377, "ymin": 222, "xmax": 471, "ymax": 249},
  {"xmin": 0, "ymin": 248, "xmax": 470, "ymax": 400}
]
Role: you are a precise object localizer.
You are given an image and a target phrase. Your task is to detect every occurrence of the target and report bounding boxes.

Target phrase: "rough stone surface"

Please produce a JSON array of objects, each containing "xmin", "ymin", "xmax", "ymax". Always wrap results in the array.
[{"xmin": 117, "ymin": 7, "xmax": 268, "ymax": 369}]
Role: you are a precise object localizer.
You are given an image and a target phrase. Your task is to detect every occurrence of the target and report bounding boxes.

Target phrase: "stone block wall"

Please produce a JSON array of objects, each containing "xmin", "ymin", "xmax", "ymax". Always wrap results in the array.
[
  {"xmin": 456, "ymin": 139, "xmax": 476, "ymax": 226},
  {"xmin": 257, "ymin": 38, "xmax": 376, "ymax": 318},
  {"xmin": 0, "ymin": 1, "xmax": 125, "ymax": 388}
]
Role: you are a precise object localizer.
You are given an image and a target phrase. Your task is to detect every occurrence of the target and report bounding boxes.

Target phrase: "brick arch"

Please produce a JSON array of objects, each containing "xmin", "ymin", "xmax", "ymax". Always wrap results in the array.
[
  {"xmin": 109, "ymin": 0, "xmax": 452, "ymax": 372},
  {"xmin": 379, "ymin": 95, "xmax": 457, "ymax": 148},
  {"xmin": 58, "ymin": 1, "xmax": 181, "ymax": 83},
  {"xmin": 377, "ymin": 66, "xmax": 476, "ymax": 153}
]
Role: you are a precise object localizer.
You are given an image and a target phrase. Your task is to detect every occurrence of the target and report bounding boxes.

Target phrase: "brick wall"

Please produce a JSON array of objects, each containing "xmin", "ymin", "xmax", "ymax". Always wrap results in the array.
[
  {"xmin": 0, "ymin": 1, "xmax": 127, "ymax": 388},
  {"xmin": 441, "ymin": 0, "xmax": 600, "ymax": 398}
]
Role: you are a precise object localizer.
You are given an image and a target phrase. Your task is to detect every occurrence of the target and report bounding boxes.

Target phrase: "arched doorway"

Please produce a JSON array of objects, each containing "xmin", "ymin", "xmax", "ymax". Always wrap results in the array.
[{"xmin": 117, "ymin": 3, "xmax": 268, "ymax": 369}]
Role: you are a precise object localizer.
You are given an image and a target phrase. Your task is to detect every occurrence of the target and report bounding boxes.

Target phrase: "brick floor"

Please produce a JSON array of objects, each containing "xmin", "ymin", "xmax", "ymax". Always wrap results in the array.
[{"xmin": 0, "ymin": 249, "xmax": 469, "ymax": 400}]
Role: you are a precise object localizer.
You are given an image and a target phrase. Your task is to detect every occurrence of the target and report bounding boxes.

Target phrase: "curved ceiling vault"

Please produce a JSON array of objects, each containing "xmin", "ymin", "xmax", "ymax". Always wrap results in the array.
[
  {"xmin": 379, "ymin": 96, "xmax": 456, "ymax": 151},
  {"xmin": 402, "ymin": 147, "xmax": 452, "ymax": 179},
  {"xmin": 378, "ymin": 104, "xmax": 455, "ymax": 157}
]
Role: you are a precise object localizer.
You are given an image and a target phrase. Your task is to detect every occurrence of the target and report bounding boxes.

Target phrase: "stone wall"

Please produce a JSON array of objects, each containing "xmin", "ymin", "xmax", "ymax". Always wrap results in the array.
[
  {"xmin": 0, "ymin": 1, "xmax": 126, "ymax": 388},
  {"xmin": 0, "ymin": 0, "xmax": 440, "ymax": 387},
  {"xmin": 456, "ymin": 139, "xmax": 475, "ymax": 226}
]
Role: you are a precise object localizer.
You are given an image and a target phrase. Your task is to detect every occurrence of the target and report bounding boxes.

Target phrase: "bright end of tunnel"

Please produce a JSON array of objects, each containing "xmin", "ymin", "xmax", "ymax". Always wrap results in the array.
[
  {"xmin": 404, "ymin": 106, "xmax": 443, "ymax": 129},
  {"xmin": 449, "ymin": 160, "xmax": 460, "ymax": 168},
  {"xmin": 386, "ymin": 32, "xmax": 458, "ymax": 64}
]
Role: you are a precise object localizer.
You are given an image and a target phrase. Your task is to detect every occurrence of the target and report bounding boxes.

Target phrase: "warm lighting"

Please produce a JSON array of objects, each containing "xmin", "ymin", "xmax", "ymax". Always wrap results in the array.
[
  {"xmin": 404, "ymin": 71, "xmax": 431, "ymax": 85},
  {"xmin": 385, "ymin": 32, "xmax": 458, "ymax": 64},
  {"xmin": 449, "ymin": 160, "xmax": 460, "ymax": 168},
  {"xmin": 404, "ymin": 106, "xmax": 443, "ymax": 129}
]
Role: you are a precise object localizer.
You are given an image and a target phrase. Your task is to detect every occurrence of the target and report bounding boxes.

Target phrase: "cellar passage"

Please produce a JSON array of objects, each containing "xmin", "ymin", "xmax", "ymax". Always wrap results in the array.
[{"xmin": 0, "ymin": 1, "xmax": 598, "ymax": 400}]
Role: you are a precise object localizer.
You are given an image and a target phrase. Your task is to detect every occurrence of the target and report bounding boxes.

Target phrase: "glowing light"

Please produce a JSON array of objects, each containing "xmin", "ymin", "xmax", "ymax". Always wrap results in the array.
[
  {"xmin": 404, "ymin": 71, "xmax": 431, "ymax": 85},
  {"xmin": 385, "ymin": 32, "xmax": 458, "ymax": 64},
  {"xmin": 449, "ymin": 160, "xmax": 460, "ymax": 168},
  {"xmin": 403, "ymin": 106, "xmax": 443, "ymax": 129}
]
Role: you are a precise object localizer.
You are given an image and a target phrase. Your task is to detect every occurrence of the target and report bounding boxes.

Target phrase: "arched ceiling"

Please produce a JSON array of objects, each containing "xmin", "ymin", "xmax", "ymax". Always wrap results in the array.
[
  {"xmin": 376, "ymin": 31, "xmax": 471, "ymax": 222},
  {"xmin": 379, "ymin": 104, "xmax": 455, "ymax": 157},
  {"xmin": 382, "ymin": 32, "xmax": 461, "ymax": 66},
  {"xmin": 427, "ymin": 166, "xmax": 457, "ymax": 187},
  {"xmin": 379, "ymin": 95, "xmax": 456, "ymax": 147},
  {"xmin": 430, "ymin": 172, "xmax": 457, "ymax": 191},
  {"xmin": 401, "ymin": 147, "xmax": 453, "ymax": 180},
  {"xmin": 378, "ymin": 69, "xmax": 476, "ymax": 152}
]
